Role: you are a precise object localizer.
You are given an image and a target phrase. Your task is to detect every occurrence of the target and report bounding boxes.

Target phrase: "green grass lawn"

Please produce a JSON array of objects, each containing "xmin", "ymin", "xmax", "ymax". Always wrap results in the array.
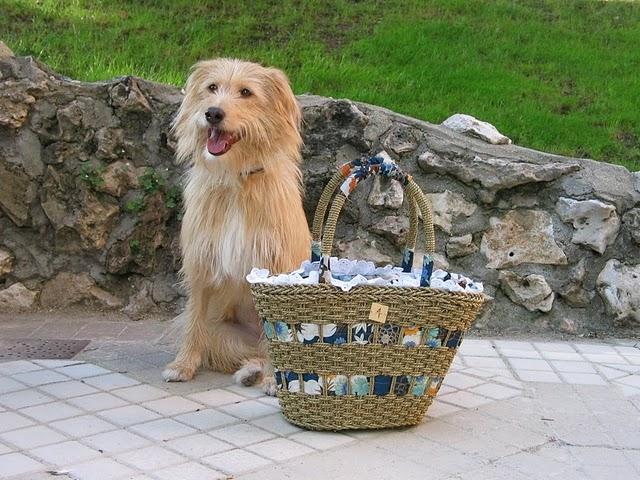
[{"xmin": 2, "ymin": 0, "xmax": 639, "ymax": 171}]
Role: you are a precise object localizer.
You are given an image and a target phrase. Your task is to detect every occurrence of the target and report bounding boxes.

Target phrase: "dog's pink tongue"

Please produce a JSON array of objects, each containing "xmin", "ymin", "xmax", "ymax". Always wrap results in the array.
[{"xmin": 207, "ymin": 128, "xmax": 232, "ymax": 156}]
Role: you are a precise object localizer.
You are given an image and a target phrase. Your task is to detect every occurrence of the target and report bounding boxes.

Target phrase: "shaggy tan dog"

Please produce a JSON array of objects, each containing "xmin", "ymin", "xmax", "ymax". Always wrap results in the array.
[{"xmin": 162, "ymin": 58, "xmax": 310, "ymax": 394}]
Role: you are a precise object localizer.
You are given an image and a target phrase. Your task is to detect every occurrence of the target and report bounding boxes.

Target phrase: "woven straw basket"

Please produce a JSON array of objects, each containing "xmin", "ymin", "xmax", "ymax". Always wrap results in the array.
[{"xmin": 250, "ymin": 156, "xmax": 485, "ymax": 430}]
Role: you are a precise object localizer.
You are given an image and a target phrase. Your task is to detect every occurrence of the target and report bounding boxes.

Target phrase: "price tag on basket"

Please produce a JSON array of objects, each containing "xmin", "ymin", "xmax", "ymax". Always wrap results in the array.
[{"xmin": 369, "ymin": 302, "xmax": 389, "ymax": 323}]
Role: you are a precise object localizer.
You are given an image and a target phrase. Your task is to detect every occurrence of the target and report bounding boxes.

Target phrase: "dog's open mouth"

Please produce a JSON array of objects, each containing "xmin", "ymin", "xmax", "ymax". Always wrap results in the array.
[{"xmin": 207, "ymin": 128, "xmax": 238, "ymax": 156}]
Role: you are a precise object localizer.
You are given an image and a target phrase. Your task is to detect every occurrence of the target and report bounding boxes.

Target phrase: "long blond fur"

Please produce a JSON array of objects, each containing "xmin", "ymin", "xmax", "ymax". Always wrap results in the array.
[{"xmin": 163, "ymin": 59, "xmax": 310, "ymax": 389}]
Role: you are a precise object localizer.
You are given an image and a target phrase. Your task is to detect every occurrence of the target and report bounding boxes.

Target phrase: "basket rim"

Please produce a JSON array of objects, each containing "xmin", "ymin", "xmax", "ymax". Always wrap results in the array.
[{"xmin": 250, "ymin": 282, "xmax": 486, "ymax": 300}]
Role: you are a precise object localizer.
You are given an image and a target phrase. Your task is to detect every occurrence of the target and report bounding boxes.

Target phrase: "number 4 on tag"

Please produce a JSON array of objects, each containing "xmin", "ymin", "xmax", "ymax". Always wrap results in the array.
[{"xmin": 369, "ymin": 302, "xmax": 389, "ymax": 323}]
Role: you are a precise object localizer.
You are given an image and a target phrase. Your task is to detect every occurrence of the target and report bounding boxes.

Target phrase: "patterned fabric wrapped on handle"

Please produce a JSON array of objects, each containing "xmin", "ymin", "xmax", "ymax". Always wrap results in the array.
[{"xmin": 310, "ymin": 155, "xmax": 436, "ymax": 286}]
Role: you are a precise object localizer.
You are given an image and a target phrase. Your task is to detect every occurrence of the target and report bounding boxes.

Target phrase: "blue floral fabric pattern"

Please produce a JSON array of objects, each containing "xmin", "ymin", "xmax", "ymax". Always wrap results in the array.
[
  {"xmin": 296, "ymin": 323, "xmax": 320, "ymax": 344},
  {"xmin": 378, "ymin": 323, "xmax": 401, "ymax": 345},
  {"xmin": 285, "ymin": 370, "xmax": 300, "ymax": 392},
  {"xmin": 394, "ymin": 375, "xmax": 411, "ymax": 396},
  {"xmin": 327, "ymin": 375, "xmax": 348, "ymax": 396},
  {"xmin": 274, "ymin": 321, "xmax": 293, "ymax": 342},
  {"xmin": 350, "ymin": 375, "xmax": 370, "ymax": 396},
  {"xmin": 412, "ymin": 376, "xmax": 428, "ymax": 396},
  {"xmin": 274, "ymin": 369, "xmax": 283, "ymax": 390},
  {"xmin": 262, "ymin": 319, "xmax": 275, "ymax": 340},
  {"xmin": 352, "ymin": 322, "xmax": 374, "ymax": 345},
  {"xmin": 401, "ymin": 326, "xmax": 422, "ymax": 347},
  {"xmin": 324, "ymin": 324, "xmax": 348, "ymax": 345},
  {"xmin": 302, "ymin": 373, "xmax": 323, "ymax": 395},
  {"xmin": 425, "ymin": 327, "xmax": 441, "ymax": 347},
  {"xmin": 373, "ymin": 375, "xmax": 392, "ymax": 396}
]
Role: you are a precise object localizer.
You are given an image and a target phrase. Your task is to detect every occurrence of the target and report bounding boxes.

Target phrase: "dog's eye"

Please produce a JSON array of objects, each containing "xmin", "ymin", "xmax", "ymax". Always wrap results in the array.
[
  {"xmin": 240, "ymin": 88, "xmax": 252, "ymax": 97},
  {"xmin": 208, "ymin": 83, "xmax": 218, "ymax": 92}
]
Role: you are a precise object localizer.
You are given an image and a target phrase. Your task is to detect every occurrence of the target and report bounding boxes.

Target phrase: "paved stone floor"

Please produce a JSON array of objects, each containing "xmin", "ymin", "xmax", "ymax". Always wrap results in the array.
[{"xmin": 0, "ymin": 314, "xmax": 639, "ymax": 479}]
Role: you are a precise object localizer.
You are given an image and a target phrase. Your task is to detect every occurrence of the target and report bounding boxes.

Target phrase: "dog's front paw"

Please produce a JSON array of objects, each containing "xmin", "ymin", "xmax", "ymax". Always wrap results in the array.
[
  {"xmin": 233, "ymin": 360, "xmax": 263, "ymax": 387},
  {"xmin": 162, "ymin": 363, "xmax": 196, "ymax": 382},
  {"xmin": 262, "ymin": 376, "xmax": 277, "ymax": 396}
]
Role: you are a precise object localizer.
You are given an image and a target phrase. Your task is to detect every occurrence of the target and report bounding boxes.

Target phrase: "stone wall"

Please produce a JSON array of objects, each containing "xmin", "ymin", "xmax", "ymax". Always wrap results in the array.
[{"xmin": 1, "ymin": 51, "xmax": 639, "ymax": 335}]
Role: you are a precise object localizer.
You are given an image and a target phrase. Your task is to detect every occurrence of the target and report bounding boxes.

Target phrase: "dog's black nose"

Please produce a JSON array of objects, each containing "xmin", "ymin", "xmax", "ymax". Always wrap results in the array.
[{"xmin": 205, "ymin": 107, "xmax": 225, "ymax": 125}]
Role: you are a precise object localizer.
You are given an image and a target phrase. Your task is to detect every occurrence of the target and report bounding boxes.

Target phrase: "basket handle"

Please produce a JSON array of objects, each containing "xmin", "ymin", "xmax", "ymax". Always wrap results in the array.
[{"xmin": 312, "ymin": 156, "xmax": 436, "ymax": 287}]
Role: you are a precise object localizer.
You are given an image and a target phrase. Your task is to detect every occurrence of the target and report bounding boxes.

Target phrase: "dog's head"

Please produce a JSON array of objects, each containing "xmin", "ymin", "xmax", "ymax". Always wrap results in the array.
[{"xmin": 172, "ymin": 58, "xmax": 302, "ymax": 170}]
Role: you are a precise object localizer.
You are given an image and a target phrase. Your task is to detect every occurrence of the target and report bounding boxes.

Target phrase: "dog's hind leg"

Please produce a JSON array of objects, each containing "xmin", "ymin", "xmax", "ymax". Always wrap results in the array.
[{"xmin": 162, "ymin": 285, "xmax": 214, "ymax": 382}]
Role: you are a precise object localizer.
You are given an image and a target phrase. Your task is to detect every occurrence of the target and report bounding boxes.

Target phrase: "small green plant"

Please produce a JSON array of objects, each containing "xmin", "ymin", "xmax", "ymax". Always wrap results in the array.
[
  {"xmin": 129, "ymin": 239, "xmax": 142, "ymax": 255},
  {"xmin": 79, "ymin": 164, "xmax": 105, "ymax": 189},
  {"xmin": 165, "ymin": 185, "xmax": 182, "ymax": 210},
  {"xmin": 139, "ymin": 167, "xmax": 165, "ymax": 193},
  {"xmin": 125, "ymin": 196, "xmax": 146, "ymax": 213}
]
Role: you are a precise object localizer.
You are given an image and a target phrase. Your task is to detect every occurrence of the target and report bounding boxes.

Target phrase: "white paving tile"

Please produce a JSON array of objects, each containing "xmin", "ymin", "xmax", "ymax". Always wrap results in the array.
[
  {"xmin": 174, "ymin": 409, "xmax": 238, "ymax": 430},
  {"xmin": 165, "ymin": 433, "xmax": 232, "ymax": 457},
  {"xmin": 616, "ymin": 375, "xmax": 640, "ymax": 389},
  {"xmin": 12, "ymin": 369, "xmax": 69, "ymax": 386},
  {"xmin": 0, "ymin": 443, "xmax": 12, "ymax": 455},
  {"xmin": 0, "ymin": 389, "xmax": 55, "ymax": 409},
  {"xmin": 97, "ymin": 405, "xmax": 161, "ymax": 427},
  {"xmin": 499, "ymin": 348, "xmax": 542, "ymax": 359},
  {"xmin": 0, "ymin": 452, "xmax": 44, "ymax": 477},
  {"xmin": 442, "ymin": 372, "xmax": 486, "ymax": 389},
  {"xmin": 551, "ymin": 360, "xmax": 597, "ymax": 373},
  {"xmin": 559, "ymin": 372, "xmax": 607, "ymax": 385},
  {"xmin": 209, "ymin": 423, "xmax": 276, "ymax": 447},
  {"xmin": 538, "ymin": 351, "xmax": 585, "ymax": 361},
  {"xmin": 0, "ymin": 425, "xmax": 67, "ymax": 449},
  {"xmin": 623, "ymin": 355, "xmax": 640, "ymax": 365},
  {"xmin": 20, "ymin": 401, "xmax": 83, "ymax": 422},
  {"xmin": 83, "ymin": 373, "xmax": 140, "ymax": 390},
  {"xmin": 251, "ymin": 413, "xmax": 302, "ymax": 435},
  {"xmin": 0, "ymin": 376, "xmax": 27, "ymax": 394},
  {"xmin": 574, "ymin": 344, "xmax": 617, "ymax": 354},
  {"xmin": 55, "ymin": 363, "xmax": 112, "ymax": 379},
  {"xmin": 203, "ymin": 449, "xmax": 272, "ymax": 474},
  {"xmin": 32, "ymin": 359, "xmax": 82, "ymax": 368},
  {"xmin": 51, "ymin": 415, "xmax": 117, "ymax": 437},
  {"xmin": 225, "ymin": 384, "xmax": 265, "ymax": 398},
  {"xmin": 246, "ymin": 437, "xmax": 314, "ymax": 461},
  {"xmin": 142, "ymin": 396, "xmax": 203, "ymax": 416},
  {"xmin": 597, "ymin": 365, "xmax": 630, "ymax": 380},
  {"xmin": 111, "ymin": 384, "xmax": 169, "ymax": 402},
  {"xmin": 437, "ymin": 390, "xmax": 493, "ymax": 408},
  {"xmin": 615, "ymin": 346, "xmax": 640, "ymax": 356},
  {"xmin": 68, "ymin": 457, "xmax": 136, "ymax": 480},
  {"xmin": 289, "ymin": 431, "xmax": 354, "ymax": 450},
  {"xmin": 187, "ymin": 389, "xmax": 246, "ymax": 407},
  {"xmin": 494, "ymin": 340, "xmax": 535, "ymax": 351},
  {"xmin": 0, "ymin": 360, "xmax": 42, "ymax": 375},
  {"xmin": 463, "ymin": 356, "xmax": 507, "ymax": 369},
  {"xmin": 515, "ymin": 371, "xmax": 562, "ymax": 383},
  {"xmin": 534, "ymin": 342, "xmax": 577, "ymax": 353},
  {"xmin": 426, "ymin": 400, "xmax": 462, "ymax": 418},
  {"xmin": 83, "ymin": 429, "xmax": 151, "ymax": 454},
  {"xmin": 30, "ymin": 440, "xmax": 100, "ymax": 466},
  {"xmin": 116, "ymin": 445, "xmax": 186, "ymax": 471},
  {"xmin": 130, "ymin": 418, "xmax": 196, "ymax": 441},
  {"xmin": 583, "ymin": 353, "xmax": 628, "ymax": 364},
  {"xmin": 219, "ymin": 400, "xmax": 279, "ymax": 420},
  {"xmin": 508, "ymin": 358, "xmax": 553, "ymax": 371},
  {"xmin": 67, "ymin": 392, "xmax": 129, "ymax": 412},
  {"xmin": 154, "ymin": 462, "xmax": 227, "ymax": 480},
  {"xmin": 39, "ymin": 380, "xmax": 100, "ymax": 399},
  {"xmin": 0, "ymin": 411, "xmax": 35, "ymax": 432},
  {"xmin": 468, "ymin": 383, "xmax": 522, "ymax": 400}
]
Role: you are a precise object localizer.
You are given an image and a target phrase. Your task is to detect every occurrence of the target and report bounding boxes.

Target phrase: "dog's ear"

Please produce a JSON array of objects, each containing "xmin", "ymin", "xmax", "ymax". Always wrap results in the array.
[
  {"xmin": 171, "ymin": 61, "xmax": 210, "ymax": 164},
  {"xmin": 264, "ymin": 67, "xmax": 302, "ymax": 134}
]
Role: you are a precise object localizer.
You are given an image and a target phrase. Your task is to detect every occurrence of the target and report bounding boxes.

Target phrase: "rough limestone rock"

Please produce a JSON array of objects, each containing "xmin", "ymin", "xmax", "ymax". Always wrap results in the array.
[
  {"xmin": 556, "ymin": 197, "xmax": 620, "ymax": 254},
  {"xmin": 426, "ymin": 191, "xmax": 477, "ymax": 234},
  {"xmin": 0, "ymin": 282, "xmax": 37, "ymax": 310},
  {"xmin": 558, "ymin": 258, "xmax": 594, "ymax": 308},
  {"xmin": 368, "ymin": 176, "xmax": 403, "ymax": 209},
  {"xmin": 499, "ymin": 271, "xmax": 555, "ymax": 313},
  {"xmin": 622, "ymin": 208, "xmax": 640, "ymax": 244},
  {"xmin": 446, "ymin": 234, "xmax": 477, "ymax": 259},
  {"xmin": 1, "ymin": 54, "xmax": 639, "ymax": 336},
  {"xmin": 441, "ymin": 114, "xmax": 512, "ymax": 145},
  {"xmin": 481, "ymin": 210, "xmax": 567, "ymax": 269},
  {"xmin": 418, "ymin": 153, "xmax": 580, "ymax": 199},
  {"xmin": 0, "ymin": 41, "xmax": 14, "ymax": 58},
  {"xmin": 369, "ymin": 216, "xmax": 409, "ymax": 247},
  {"xmin": 596, "ymin": 260, "xmax": 640, "ymax": 324},
  {"xmin": 0, "ymin": 248, "xmax": 14, "ymax": 277}
]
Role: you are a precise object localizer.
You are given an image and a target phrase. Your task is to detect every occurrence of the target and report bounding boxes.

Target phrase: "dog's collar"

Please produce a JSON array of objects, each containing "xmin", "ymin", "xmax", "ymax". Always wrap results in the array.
[{"xmin": 240, "ymin": 167, "xmax": 265, "ymax": 178}]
